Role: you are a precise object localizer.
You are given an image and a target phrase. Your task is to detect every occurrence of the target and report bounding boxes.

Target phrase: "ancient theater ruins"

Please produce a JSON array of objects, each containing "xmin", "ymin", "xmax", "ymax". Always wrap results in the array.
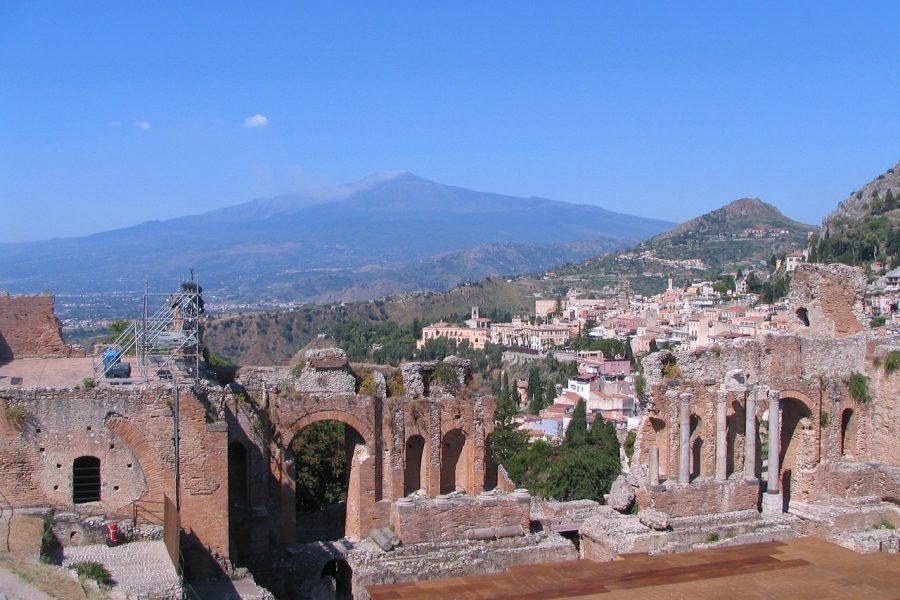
[{"xmin": 0, "ymin": 264, "xmax": 898, "ymax": 599}]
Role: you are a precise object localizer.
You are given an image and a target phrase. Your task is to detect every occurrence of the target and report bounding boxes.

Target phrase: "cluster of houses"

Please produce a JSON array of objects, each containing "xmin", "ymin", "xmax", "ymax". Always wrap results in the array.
[{"xmin": 414, "ymin": 261, "xmax": 900, "ymax": 443}]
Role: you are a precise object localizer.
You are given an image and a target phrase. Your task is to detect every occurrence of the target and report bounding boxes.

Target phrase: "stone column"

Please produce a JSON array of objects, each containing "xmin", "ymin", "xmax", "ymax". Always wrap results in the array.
[
  {"xmin": 743, "ymin": 388, "xmax": 758, "ymax": 481},
  {"xmin": 715, "ymin": 391, "xmax": 728, "ymax": 481},
  {"xmin": 762, "ymin": 390, "xmax": 783, "ymax": 514},
  {"xmin": 678, "ymin": 393, "xmax": 692, "ymax": 484},
  {"xmin": 648, "ymin": 447, "xmax": 660, "ymax": 486}
]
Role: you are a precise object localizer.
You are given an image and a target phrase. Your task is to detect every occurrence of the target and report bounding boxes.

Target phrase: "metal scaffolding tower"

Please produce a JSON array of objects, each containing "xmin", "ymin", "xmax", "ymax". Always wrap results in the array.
[{"xmin": 93, "ymin": 274, "xmax": 204, "ymax": 384}]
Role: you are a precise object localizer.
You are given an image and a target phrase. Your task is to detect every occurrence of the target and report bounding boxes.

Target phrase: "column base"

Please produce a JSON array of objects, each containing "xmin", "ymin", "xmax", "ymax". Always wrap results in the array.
[
  {"xmin": 743, "ymin": 477, "xmax": 760, "ymax": 486},
  {"xmin": 761, "ymin": 492, "xmax": 783, "ymax": 515}
]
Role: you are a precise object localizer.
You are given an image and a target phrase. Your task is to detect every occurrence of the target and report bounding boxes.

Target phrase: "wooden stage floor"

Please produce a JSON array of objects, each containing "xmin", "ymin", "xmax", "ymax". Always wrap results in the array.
[{"xmin": 367, "ymin": 537, "xmax": 899, "ymax": 599}]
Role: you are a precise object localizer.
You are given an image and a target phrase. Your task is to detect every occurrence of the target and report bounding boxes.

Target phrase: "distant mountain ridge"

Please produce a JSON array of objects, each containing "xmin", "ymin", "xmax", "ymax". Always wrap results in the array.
[
  {"xmin": 0, "ymin": 172, "xmax": 673, "ymax": 305},
  {"xmin": 652, "ymin": 198, "xmax": 814, "ymax": 243}
]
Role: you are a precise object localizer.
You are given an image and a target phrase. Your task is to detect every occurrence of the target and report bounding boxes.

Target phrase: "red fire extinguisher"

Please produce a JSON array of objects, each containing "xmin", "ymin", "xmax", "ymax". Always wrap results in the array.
[{"xmin": 105, "ymin": 521, "xmax": 120, "ymax": 547}]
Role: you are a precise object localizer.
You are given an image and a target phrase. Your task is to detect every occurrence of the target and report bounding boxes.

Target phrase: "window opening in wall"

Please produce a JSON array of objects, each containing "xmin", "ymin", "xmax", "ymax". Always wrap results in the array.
[
  {"xmin": 73, "ymin": 456, "xmax": 101, "ymax": 504},
  {"xmin": 796, "ymin": 307, "xmax": 810, "ymax": 327}
]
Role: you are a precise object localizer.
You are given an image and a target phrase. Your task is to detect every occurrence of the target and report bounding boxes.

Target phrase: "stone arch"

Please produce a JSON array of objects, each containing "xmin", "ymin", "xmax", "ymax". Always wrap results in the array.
[
  {"xmin": 440, "ymin": 429, "xmax": 470, "ymax": 494},
  {"xmin": 285, "ymin": 412, "xmax": 374, "ymax": 541},
  {"xmin": 689, "ymin": 414, "xmax": 703, "ymax": 480},
  {"xmin": 285, "ymin": 410, "xmax": 375, "ymax": 451},
  {"xmin": 647, "ymin": 417, "xmax": 669, "ymax": 481},
  {"xmin": 404, "ymin": 435, "xmax": 427, "ymax": 496},
  {"xmin": 841, "ymin": 408, "xmax": 858, "ymax": 458},
  {"xmin": 321, "ymin": 558, "xmax": 353, "ymax": 599},
  {"xmin": 779, "ymin": 395, "xmax": 814, "ymax": 509},
  {"xmin": 104, "ymin": 414, "xmax": 171, "ymax": 502}
]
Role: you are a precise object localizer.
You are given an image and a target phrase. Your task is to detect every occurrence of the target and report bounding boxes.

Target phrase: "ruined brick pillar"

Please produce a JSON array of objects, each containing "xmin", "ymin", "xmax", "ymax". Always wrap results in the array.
[
  {"xmin": 744, "ymin": 389, "xmax": 758, "ymax": 481},
  {"xmin": 648, "ymin": 447, "xmax": 660, "ymax": 486},
  {"xmin": 678, "ymin": 393, "xmax": 692, "ymax": 484},
  {"xmin": 715, "ymin": 392, "xmax": 728, "ymax": 481},
  {"xmin": 762, "ymin": 390, "xmax": 783, "ymax": 514},
  {"xmin": 272, "ymin": 447, "xmax": 296, "ymax": 545}
]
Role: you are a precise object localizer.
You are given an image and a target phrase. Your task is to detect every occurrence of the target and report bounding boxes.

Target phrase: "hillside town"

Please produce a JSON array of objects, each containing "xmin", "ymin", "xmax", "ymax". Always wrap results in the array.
[{"xmin": 416, "ymin": 257, "xmax": 900, "ymax": 446}]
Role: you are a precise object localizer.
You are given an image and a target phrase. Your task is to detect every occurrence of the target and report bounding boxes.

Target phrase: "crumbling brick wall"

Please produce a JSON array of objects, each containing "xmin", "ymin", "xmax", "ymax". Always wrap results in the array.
[
  {"xmin": 0, "ymin": 384, "xmax": 229, "ymax": 577},
  {"xmin": 0, "ymin": 294, "xmax": 84, "ymax": 359}
]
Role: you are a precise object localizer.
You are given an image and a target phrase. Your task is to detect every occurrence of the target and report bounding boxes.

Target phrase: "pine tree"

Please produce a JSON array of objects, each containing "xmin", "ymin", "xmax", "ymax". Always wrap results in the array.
[{"xmin": 564, "ymin": 399, "xmax": 588, "ymax": 445}]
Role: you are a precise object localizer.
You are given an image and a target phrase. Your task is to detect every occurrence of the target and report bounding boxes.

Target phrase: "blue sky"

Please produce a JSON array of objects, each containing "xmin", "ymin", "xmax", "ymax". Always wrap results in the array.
[{"xmin": 1, "ymin": 2, "xmax": 898, "ymax": 243}]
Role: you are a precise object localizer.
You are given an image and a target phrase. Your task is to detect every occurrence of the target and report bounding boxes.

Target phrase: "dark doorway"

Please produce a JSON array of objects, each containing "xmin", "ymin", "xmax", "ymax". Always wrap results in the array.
[
  {"xmin": 228, "ymin": 442, "xmax": 249, "ymax": 507},
  {"xmin": 73, "ymin": 456, "xmax": 101, "ymax": 504},
  {"xmin": 404, "ymin": 435, "xmax": 426, "ymax": 496},
  {"xmin": 321, "ymin": 559, "xmax": 352, "ymax": 599}
]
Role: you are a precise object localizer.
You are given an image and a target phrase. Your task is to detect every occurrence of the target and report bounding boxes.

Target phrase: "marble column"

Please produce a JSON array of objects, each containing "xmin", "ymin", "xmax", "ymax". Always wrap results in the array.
[
  {"xmin": 678, "ymin": 393, "xmax": 692, "ymax": 484},
  {"xmin": 762, "ymin": 390, "xmax": 783, "ymax": 514},
  {"xmin": 743, "ymin": 388, "xmax": 758, "ymax": 481},
  {"xmin": 715, "ymin": 391, "xmax": 728, "ymax": 481},
  {"xmin": 648, "ymin": 447, "xmax": 660, "ymax": 486}
]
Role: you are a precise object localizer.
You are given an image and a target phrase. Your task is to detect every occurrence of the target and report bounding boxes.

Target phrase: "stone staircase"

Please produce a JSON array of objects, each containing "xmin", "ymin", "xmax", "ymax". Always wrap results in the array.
[{"xmin": 788, "ymin": 498, "xmax": 900, "ymax": 553}]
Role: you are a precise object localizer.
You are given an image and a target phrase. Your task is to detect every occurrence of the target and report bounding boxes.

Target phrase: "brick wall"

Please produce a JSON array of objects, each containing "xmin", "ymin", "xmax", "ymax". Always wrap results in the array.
[
  {"xmin": 390, "ymin": 492, "xmax": 530, "ymax": 544},
  {"xmin": 0, "ymin": 295, "xmax": 83, "ymax": 359},
  {"xmin": 635, "ymin": 479, "xmax": 758, "ymax": 517},
  {"xmin": 0, "ymin": 385, "xmax": 229, "ymax": 577}
]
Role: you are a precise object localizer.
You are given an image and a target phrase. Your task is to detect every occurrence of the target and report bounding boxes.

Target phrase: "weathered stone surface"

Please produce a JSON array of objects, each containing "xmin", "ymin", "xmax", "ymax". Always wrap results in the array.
[
  {"xmin": 638, "ymin": 509, "xmax": 670, "ymax": 531},
  {"xmin": 608, "ymin": 475, "xmax": 635, "ymax": 513}
]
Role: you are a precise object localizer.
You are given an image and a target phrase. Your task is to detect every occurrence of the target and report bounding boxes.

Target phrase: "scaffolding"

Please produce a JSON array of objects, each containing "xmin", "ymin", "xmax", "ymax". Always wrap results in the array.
[{"xmin": 93, "ymin": 274, "xmax": 204, "ymax": 384}]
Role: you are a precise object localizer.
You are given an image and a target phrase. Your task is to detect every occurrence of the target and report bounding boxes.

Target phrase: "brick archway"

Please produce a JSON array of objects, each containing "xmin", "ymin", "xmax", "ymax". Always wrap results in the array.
[
  {"xmin": 283, "ymin": 410, "xmax": 375, "ymax": 450},
  {"xmin": 278, "ymin": 408, "xmax": 377, "ymax": 540},
  {"xmin": 104, "ymin": 413, "xmax": 173, "ymax": 502}
]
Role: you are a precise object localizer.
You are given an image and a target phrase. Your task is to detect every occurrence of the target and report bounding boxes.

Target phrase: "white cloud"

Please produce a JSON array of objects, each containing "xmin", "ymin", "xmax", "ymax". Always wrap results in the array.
[
  {"xmin": 244, "ymin": 113, "xmax": 268, "ymax": 128},
  {"xmin": 134, "ymin": 120, "xmax": 151, "ymax": 130}
]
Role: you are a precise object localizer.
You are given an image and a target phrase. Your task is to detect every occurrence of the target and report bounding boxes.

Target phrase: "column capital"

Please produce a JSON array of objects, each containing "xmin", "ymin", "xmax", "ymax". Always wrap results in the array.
[
  {"xmin": 716, "ymin": 390, "xmax": 728, "ymax": 404},
  {"xmin": 679, "ymin": 393, "xmax": 693, "ymax": 406},
  {"xmin": 766, "ymin": 389, "xmax": 781, "ymax": 404}
]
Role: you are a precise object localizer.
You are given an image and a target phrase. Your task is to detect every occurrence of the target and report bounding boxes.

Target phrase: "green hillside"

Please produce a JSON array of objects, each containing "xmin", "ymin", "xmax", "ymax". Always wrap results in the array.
[{"xmin": 812, "ymin": 162, "xmax": 900, "ymax": 269}]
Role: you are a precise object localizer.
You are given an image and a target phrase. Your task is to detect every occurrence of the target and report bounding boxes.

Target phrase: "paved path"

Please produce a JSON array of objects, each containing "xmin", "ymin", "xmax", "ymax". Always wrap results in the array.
[{"xmin": 63, "ymin": 540, "xmax": 180, "ymax": 598}]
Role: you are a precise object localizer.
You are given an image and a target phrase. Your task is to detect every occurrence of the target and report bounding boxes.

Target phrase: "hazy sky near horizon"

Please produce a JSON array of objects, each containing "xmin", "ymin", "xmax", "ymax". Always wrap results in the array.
[{"xmin": 1, "ymin": 2, "xmax": 898, "ymax": 243}]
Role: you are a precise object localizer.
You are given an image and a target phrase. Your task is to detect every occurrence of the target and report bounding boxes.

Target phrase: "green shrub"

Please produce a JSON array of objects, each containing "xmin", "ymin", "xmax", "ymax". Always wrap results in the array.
[
  {"xmin": 875, "ymin": 519, "xmax": 896, "ymax": 530},
  {"xmin": 624, "ymin": 430, "xmax": 637, "ymax": 460},
  {"xmin": 819, "ymin": 411, "xmax": 830, "ymax": 428},
  {"xmin": 357, "ymin": 369, "xmax": 378, "ymax": 396},
  {"xmin": 386, "ymin": 369, "xmax": 405, "ymax": 397},
  {"xmin": 81, "ymin": 377, "xmax": 96, "ymax": 390},
  {"xmin": 848, "ymin": 372, "xmax": 872, "ymax": 404},
  {"xmin": 885, "ymin": 351, "xmax": 900, "ymax": 375},
  {"xmin": 704, "ymin": 533, "xmax": 720, "ymax": 543},
  {"xmin": 39, "ymin": 512, "xmax": 59, "ymax": 564},
  {"xmin": 433, "ymin": 361, "xmax": 458, "ymax": 386},
  {"xmin": 70, "ymin": 561, "xmax": 112, "ymax": 587}
]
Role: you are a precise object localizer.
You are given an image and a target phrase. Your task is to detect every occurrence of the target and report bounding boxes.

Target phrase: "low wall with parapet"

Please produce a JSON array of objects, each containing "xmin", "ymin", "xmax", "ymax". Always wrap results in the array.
[{"xmin": 390, "ymin": 491, "xmax": 531, "ymax": 544}]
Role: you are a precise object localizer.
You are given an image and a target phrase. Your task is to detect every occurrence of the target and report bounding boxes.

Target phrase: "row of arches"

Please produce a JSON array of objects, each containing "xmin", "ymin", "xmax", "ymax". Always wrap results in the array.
[{"xmin": 647, "ymin": 395, "xmax": 861, "ymax": 495}]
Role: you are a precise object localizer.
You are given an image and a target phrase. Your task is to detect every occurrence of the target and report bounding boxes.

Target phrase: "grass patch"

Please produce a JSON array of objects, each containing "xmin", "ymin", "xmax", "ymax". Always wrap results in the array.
[
  {"xmin": 70, "ymin": 561, "xmax": 112, "ymax": 588},
  {"xmin": 848, "ymin": 372, "xmax": 871, "ymax": 404},
  {"xmin": 874, "ymin": 519, "xmax": 896, "ymax": 530},
  {"xmin": 704, "ymin": 533, "xmax": 720, "ymax": 543},
  {"xmin": 3, "ymin": 403, "xmax": 29, "ymax": 429},
  {"xmin": 819, "ymin": 410, "xmax": 829, "ymax": 428}
]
